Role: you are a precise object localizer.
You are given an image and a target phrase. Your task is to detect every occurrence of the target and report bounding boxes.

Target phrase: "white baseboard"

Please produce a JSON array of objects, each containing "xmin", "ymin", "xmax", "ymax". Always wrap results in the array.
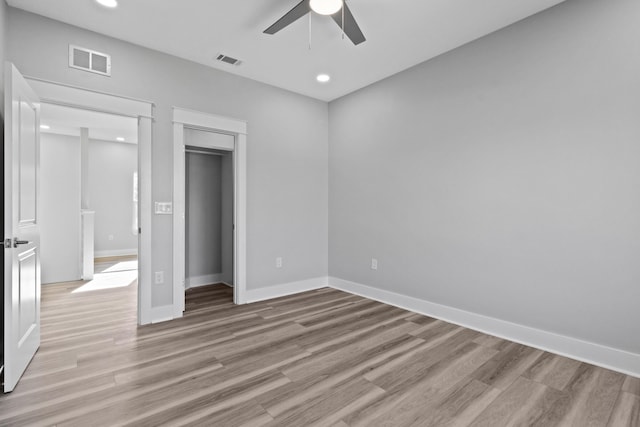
[
  {"xmin": 150, "ymin": 304, "xmax": 174, "ymax": 324},
  {"xmin": 243, "ymin": 276, "xmax": 328, "ymax": 304},
  {"xmin": 94, "ymin": 249, "xmax": 138, "ymax": 258},
  {"xmin": 328, "ymin": 277, "xmax": 640, "ymax": 378},
  {"xmin": 186, "ymin": 273, "xmax": 226, "ymax": 289}
]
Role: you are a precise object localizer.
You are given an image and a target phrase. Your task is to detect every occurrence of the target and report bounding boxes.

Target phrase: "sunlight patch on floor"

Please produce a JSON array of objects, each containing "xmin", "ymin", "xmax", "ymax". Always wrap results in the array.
[
  {"xmin": 72, "ymin": 269, "xmax": 138, "ymax": 293},
  {"xmin": 100, "ymin": 260, "xmax": 138, "ymax": 274}
]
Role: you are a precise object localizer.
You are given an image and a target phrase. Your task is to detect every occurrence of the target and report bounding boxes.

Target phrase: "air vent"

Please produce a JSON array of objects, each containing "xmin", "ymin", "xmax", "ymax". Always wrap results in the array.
[
  {"xmin": 216, "ymin": 54, "xmax": 242, "ymax": 66},
  {"xmin": 69, "ymin": 45, "xmax": 111, "ymax": 76}
]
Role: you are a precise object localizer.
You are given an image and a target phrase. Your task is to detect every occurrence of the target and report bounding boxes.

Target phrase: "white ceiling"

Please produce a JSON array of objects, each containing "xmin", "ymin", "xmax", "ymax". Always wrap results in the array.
[
  {"xmin": 40, "ymin": 103, "xmax": 138, "ymax": 143},
  {"xmin": 8, "ymin": 0, "xmax": 567, "ymax": 101}
]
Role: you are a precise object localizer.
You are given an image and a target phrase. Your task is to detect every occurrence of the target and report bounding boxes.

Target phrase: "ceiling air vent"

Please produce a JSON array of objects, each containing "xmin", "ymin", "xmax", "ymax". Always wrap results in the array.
[
  {"xmin": 216, "ymin": 54, "xmax": 242, "ymax": 66},
  {"xmin": 69, "ymin": 45, "xmax": 111, "ymax": 76}
]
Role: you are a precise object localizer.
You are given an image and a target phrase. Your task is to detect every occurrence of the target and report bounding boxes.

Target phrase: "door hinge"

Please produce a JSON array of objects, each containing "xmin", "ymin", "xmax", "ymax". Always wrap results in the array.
[{"xmin": 138, "ymin": 227, "xmax": 142, "ymax": 234}]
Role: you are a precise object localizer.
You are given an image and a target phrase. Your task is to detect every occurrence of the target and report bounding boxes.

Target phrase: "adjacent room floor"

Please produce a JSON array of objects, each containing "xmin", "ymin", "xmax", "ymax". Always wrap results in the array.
[{"xmin": 0, "ymin": 274, "xmax": 638, "ymax": 425}]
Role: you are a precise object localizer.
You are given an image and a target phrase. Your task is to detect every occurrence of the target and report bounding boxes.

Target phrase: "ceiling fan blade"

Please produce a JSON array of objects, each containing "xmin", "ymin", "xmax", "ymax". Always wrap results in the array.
[
  {"xmin": 264, "ymin": 0, "xmax": 311, "ymax": 35},
  {"xmin": 331, "ymin": 2, "xmax": 366, "ymax": 45}
]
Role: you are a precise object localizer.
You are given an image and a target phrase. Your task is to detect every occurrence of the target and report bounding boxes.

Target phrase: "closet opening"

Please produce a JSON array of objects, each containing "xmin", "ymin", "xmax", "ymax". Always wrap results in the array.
[{"xmin": 184, "ymin": 143, "xmax": 234, "ymax": 307}]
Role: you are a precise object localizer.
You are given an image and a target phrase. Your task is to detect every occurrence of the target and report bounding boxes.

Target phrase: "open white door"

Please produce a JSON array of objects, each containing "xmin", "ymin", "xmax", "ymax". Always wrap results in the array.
[{"xmin": 3, "ymin": 63, "xmax": 41, "ymax": 393}]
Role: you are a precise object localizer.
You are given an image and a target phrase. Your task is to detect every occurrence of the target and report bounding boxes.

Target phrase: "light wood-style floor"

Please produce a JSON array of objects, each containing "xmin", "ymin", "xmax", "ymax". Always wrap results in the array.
[{"xmin": 1, "ymin": 263, "xmax": 639, "ymax": 426}]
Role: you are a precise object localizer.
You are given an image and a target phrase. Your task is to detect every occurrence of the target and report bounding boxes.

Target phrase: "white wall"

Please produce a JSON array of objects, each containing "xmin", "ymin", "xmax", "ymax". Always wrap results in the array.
[
  {"xmin": 40, "ymin": 134, "xmax": 138, "ymax": 281},
  {"xmin": 40, "ymin": 133, "xmax": 81, "ymax": 284},
  {"xmin": 7, "ymin": 9, "xmax": 329, "ymax": 307},
  {"xmin": 329, "ymin": 0, "xmax": 640, "ymax": 356},
  {"xmin": 88, "ymin": 138, "xmax": 138, "ymax": 257}
]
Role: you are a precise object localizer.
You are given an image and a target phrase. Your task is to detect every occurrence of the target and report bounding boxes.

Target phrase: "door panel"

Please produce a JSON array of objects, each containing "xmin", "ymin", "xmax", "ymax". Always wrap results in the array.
[
  {"xmin": 4, "ymin": 63, "xmax": 41, "ymax": 393},
  {"xmin": 19, "ymin": 100, "xmax": 38, "ymax": 224},
  {"xmin": 18, "ymin": 249, "xmax": 38, "ymax": 341}
]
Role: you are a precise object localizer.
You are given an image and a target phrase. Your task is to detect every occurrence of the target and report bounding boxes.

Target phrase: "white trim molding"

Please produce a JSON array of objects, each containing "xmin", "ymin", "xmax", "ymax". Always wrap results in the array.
[
  {"xmin": 94, "ymin": 249, "xmax": 138, "ymax": 258},
  {"xmin": 328, "ymin": 277, "xmax": 640, "ymax": 378},
  {"xmin": 243, "ymin": 277, "xmax": 328, "ymax": 304},
  {"xmin": 25, "ymin": 76, "xmax": 153, "ymax": 119},
  {"xmin": 172, "ymin": 107, "xmax": 247, "ymax": 134},
  {"xmin": 186, "ymin": 274, "xmax": 225, "ymax": 289},
  {"xmin": 150, "ymin": 305, "xmax": 175, "ymax": 324},
  {"xmin": 172, "ymin": 107, "xmax": 248, "ymax": 318},
  {"xmin": 137, "ymin": 117, "xmax": 153, "ymax": 325}
]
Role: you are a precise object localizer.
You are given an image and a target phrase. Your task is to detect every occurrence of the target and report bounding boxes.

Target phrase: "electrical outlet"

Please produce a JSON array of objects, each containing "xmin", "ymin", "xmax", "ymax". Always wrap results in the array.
[
  {"xmin": 154, "ymin": 202, "xmax": 173, "ymax": 215},
  {"xmin": 108, "ymin": 234, "xmax": 114, "ymax": 241},
  {"xmin": 276, "ymin": 257, "xmax": 283, "ymax": 268},
  {"xmin": 154, "ymin": 271, "xmax": 164, "ymax": 284},
  {"xmin": 371, "ymin": 258, "xmax": 378, "ymax": 270}
]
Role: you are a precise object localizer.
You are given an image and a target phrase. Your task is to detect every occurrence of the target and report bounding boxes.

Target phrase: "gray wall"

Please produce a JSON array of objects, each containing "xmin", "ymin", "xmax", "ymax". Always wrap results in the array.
[
  {"xmin": 40, "ymin": 133, "xmax": 81, "ymax": 284},
  {"xmin": 185, "ymin": 151, "xmax": 222, "ymax": 279},
  {"xmin": 329, "ymin": 0, "xmax": 640, "ymax": 354},
  {"xmin": 7, "ymin": 8, "xmax": 329, "ymax": 307},
  {"xmin": 88, "ymin": 138, "xmax": 138, "ymax": 256}
]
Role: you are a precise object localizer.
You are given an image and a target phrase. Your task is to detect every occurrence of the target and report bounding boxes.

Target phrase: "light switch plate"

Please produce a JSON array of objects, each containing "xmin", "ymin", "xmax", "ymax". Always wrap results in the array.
[{"xmin": 154, "ymin": 202, "xmax": 173, "ymax": 215}]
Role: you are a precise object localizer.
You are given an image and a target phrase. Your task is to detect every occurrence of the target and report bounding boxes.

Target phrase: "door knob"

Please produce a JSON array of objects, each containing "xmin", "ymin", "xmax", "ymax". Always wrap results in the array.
[{"xmin": 13, "ymin": 238, "xmax": 29, "ymax": 247}]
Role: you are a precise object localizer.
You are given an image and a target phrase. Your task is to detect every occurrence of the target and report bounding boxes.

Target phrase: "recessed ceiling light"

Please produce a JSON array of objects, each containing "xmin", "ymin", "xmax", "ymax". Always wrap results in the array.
[
  {"xmin": 116, "ymin": 137, "xmax": 125, "ymax": 142},
  {"xmin": 95, "ymin": 0, "xmax": 118, "ymax": 8},
  {"xmin": 40, "ymin": 124, "xmax": 50, "ymax": 130},
  {"xmin": 316, "ymin": 74, "xmax": 331, "ymax": 83},
  {"xmin": 310, "ymin": 0, "xmax": 343, "ymax": 16}
]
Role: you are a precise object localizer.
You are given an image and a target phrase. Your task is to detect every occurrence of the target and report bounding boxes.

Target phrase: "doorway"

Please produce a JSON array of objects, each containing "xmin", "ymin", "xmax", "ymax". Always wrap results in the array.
[
  {"xmin": 173, "ymin": 107, "xmax": 247, "ymax": 317},
  {"xmin": 39, "ymin": 104, "xmax": 139, "ymax": 291},
  {"xmin": 25, "ymin": 75, "xmax": 153, "ymax": 324},
  {"xmin": 185, "ymin": 146, "xmax": 234, "ymax": 293}
]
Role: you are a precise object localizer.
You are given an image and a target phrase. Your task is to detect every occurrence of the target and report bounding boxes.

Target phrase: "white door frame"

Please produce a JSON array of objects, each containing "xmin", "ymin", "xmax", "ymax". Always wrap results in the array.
[
  {"xmin": 173, "ymin": 107, "xmax": 247, "ymax": 316},
  {"xmin": 24, "ymin": 76, "xmax": 155, "ymax": 325}
]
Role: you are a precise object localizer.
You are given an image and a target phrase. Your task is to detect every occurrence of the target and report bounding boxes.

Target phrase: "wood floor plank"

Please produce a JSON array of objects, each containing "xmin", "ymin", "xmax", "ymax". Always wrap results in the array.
[
  {"xmin": 367, "ymin": 329, "xmax": 488, "ymax": 388},
  {"xmin": 468, "ymin": 376, "xmax": 551, "ymax": 426},
  {"xmin": 355, "ymin": 344, "xmax": 498, "ymax": 427},
  {"xmin": 400, "ymin": 378, "xmax": 501, "ymax": 427},
  {"xmin": 471, "ymin": 342, "xmax": 544, "ymax": 391},
  {"xmin": 472, "ymin": 333, "xmax": 509, "ymax": 350},
  {"xmin": 0, "ymin": 257, "xmax": 632, "ymax": 426},
  {"xmin": 281, "ymin": 319, "xmax": 418, "ymax": 381},
  {"xmin": 264, "ymin": 377, "xmax": 384, "ymax": 427},
  {"xmin": 117, "ymin": 370, "xmax": 290, "ymax": 427},
  {"xmin": 607, "ymin": 392, "xmax": 640, "ymax": 427},
  {"xmin": 525, "ymin": 363, "xmax": 625, "ymax": 426},
  {"xmin": 259, "ymin": 335, "xmax": 424, "ymax": 418},
  {"xmin": 623, "ymin": 375, "xmax": 640, "ymax": 396},
  {"xmin": 522, "ymin": 351, "xmax": 582, "ymax": 391},
  {"xmin": 176, "ymin": 399, "xmax": 274, "ymax": 427},
  {"xmin": 427, "ymin": 380, "xmax": 503, "ymax": 427}
]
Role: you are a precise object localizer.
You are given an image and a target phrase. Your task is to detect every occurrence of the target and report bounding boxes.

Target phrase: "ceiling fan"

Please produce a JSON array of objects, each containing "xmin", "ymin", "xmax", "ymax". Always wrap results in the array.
[{"xmin": 264, "ymin": 0, "xmax": 366, "ymax": 46}]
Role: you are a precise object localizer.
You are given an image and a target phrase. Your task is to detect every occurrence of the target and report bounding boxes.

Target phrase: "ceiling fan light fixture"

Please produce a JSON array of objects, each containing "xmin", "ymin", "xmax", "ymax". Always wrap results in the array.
[{"xmin": 309, "ymin": 0, "xmax": 343, "ymax": 16}]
